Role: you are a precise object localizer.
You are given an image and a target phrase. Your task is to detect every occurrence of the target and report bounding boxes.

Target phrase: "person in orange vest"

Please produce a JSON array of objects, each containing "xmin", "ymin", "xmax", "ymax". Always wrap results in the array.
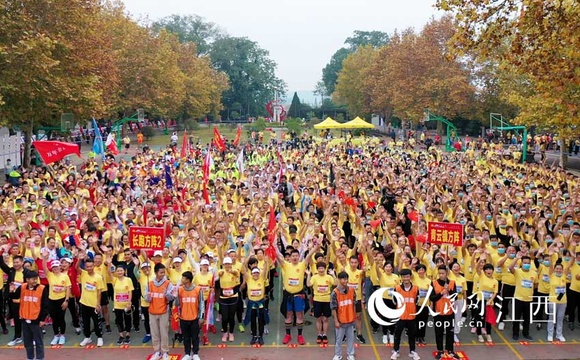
[
  {"xmin": 14, "ymin": 271, "xmax": 49, "ymax": 360},
  {"xmin": 430, "ymin": 265, "xmax": 460, "ymax": 360},
  {"xmin": 390, "ymin": 269, "xmax": 420, "ymax": 360},
  {"xmin": 144, "ymin": 263, "xmax": 176, "ymax": 360},
  {"xmin": 174, "ymin": 271, "xmax": 204, "ymax": 360},
  {"xmin": 330, "ymin": 271, "xmax": 356, "ymax": 360}
]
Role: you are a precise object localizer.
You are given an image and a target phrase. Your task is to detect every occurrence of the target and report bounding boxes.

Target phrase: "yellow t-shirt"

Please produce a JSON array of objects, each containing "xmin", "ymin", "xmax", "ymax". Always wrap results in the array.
[
  {"xmin": 476, "ymin": 274, "xmax": 498, "ymax": 301},
  {"xmin": 548, "ymin": 274, "xmax": 567, "ymax": 304},
  {"xmin": 247, "ymin": 276, "xmax": 266, "ymax": 302},
  {"xmin": 282, "ymin": 261, "xmax": 306, "ymax": 294},
  {"xmin": 80, "ymin": 271, "xmax": 106, "ymax": 308},
  {"xmin": 193, "ymin": 271, "xmax": 213, "ymax": 301},
  {"xmin": 448, "ymin": 273, "xmax": 466, "ymax": 300},
  {"xmin": 514, "ymin": 268, "xmax": 536, "ymax": 302},
  {"xmin": 413, "ymin": 274, "xmax": 432, "ymax": 302},
  {"xmin": 378, "ymin": 272, "xmax": 401, "ymax": 300},
  {"xmin": 345, "ymin": 267, "xmax": 363, "ymax": 301},
  {"xmin": 138, "ymin": 271, "xmax": 152, "ymax": 308},
  {"xmin": 537, "ymin": 264, "xmax": 551, "ymax": 294},
  {"xmin": 112, "ymin": 276, "xmax": 134, "ymax": 310},
  {"xmin": 46, "ymin": 272, "xmax": 71, "ymax": 300},
  {"xmin": 311, "ymin": 274, "xmax": 333, "ymax": 302}
]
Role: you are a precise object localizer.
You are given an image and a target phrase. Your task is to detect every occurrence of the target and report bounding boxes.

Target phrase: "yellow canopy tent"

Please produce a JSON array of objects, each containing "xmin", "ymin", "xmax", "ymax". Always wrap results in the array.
[
  {"xmin": 313, "ymin": 117, "xmax": 342, "ymax": 129},
  {"xmin": 339, "ymin": 116, "xmax": 375, "ymax": 129}
]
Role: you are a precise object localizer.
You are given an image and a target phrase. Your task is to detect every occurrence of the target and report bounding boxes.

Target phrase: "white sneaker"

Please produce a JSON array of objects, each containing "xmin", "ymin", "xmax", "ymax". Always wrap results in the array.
[
  {"xmin": 182, "ymin": 355, "xmax": 191, "ymax": 360},
  {"xmin": 409, "ymin": 351, "xmax": 421, "ymax": 360},
  {"xmin": 79, "ymin": 338, "xmax": 92, "ymax": 347},
  {"xmin": 51, "ymin": 336, "xmax": 60, "ymax": 345},
  {"xmin": 547, "ymin": 335, "xmax": 553, "ymax": 342},
  {"xmin": 347, "ymin": 355, "xmax": 355, "ymax": 360},
  {"xmin": 150, "ymin": 352, "xmax": 162, "ymax": 360},
  {"xmin": 498, "ymin": 322, "xmax": 505, "ymax": 331},
  {"xmin": 486, "ymin": 335, "xmax": 492, "ymax": 343},
  {"xmin": 519, "ymin": 324, "xmax": 523, "ymax": 331},
  {"xmin": 97, "ymin": 337, "xmax": 103, "ymax": 347},
  {"xmin": 332, "ymin": 356, "xmax": 342, "ymax": 360},
  {"xmin": 192, "ymin": 355, "xmax": 201, "ymax": 360},
  {"xmin": 58, "ymin": 336, "xmax": 66, "ymax": 345},
  {"xmin": 264, "ymin": 326, "xmax": 269, "ymax": 334},
  {"xmin": 388, "ymin": 334, "xmax": 393, "ymax": 344},
  {"xmin": 383, "ymin": 335, "xmax": 389, "ymax": 344},
  {"xmin": 454, "ymin": 335, "xmax": 459, "ymax": 343},
  {"xmin": 557, "ymin": 336, "xmax": 566, "ymax": 342},
  {"xmin": 478, "ymin": 335, "xmax": 484, "ymax": 343},
  {"xmin": 391, "ymin": 350, "xmax": 400, "ymax": 360},
  {"xmin": 8, "ymin": 338, "xmax": 22, "ymax": 346},
  {"xmin": 162, "ymin": 353, "xmax": 170, "ymax": 360}
]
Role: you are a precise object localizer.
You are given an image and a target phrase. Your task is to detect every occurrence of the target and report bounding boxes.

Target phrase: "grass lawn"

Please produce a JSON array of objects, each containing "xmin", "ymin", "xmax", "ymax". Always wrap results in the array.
[{"xmin": 138, "ymin": 124, "xmax": 273, "ymax": 150}]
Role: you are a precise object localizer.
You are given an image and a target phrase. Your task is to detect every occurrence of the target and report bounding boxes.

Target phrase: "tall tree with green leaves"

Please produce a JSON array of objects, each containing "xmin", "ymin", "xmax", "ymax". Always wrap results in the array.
[
  {"xmin": 152, "ymin": 14, "xmax": 223, "ymax": 55},
  {"xmin": 210, "ymin": 36, "xmax": 286, "ymax": 118},
  {"xmin": 288, "ymin": 92, "xmax": 302, "ymax": 118}
]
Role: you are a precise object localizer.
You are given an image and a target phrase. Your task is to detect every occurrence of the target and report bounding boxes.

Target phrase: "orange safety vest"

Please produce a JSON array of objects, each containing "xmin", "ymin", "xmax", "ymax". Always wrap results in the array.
[
  {"xmin": 149, "ymin": 280, "xmax": 170, "ymax": 315},
  {"xmin": 19, "ymin": 284, "xmax": 45, "ymax": 321},
  {"xmin": 432, "ymin": 280, "xmax": 455, "ymax": 316},
  {"xmin": 178, "ymin": 286, "xmax": 202, "ymax": 321},
  {"xmin": 334, "ymin": 287, "xmax": 355, "ymax": 324},
  {"xmin": 395, "ymin": 284, "xmax": 418, "ymax": 320}
]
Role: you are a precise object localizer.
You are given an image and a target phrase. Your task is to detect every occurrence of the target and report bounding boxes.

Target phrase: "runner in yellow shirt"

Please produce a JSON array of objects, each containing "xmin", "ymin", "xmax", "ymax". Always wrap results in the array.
[
  {"xmin": 509, "ymin": 254, "xmax": 536, "ymax": 342},
  {"xmin": 306, "ymin": 262, "xmax": 336, "ymax": 345},
  {"xmin": 76, "ymin": 256, "xmax": 106, "ymax": 347},
  {"xmin": 111, "ymin": 264, "xmax": 134, "ymax": 345}
]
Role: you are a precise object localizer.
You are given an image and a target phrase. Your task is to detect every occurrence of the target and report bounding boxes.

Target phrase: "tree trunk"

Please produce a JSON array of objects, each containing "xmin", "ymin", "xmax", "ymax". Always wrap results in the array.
[{"xmin": 560, "ymin": 141, "xmax": 568, "ymax": 169}]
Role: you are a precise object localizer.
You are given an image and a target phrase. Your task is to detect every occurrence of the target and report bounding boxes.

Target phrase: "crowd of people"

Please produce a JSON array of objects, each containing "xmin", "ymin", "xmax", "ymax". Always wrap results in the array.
[{"xmin": 0, "ymin": 131, "xmax": 579, "ymax": 360}]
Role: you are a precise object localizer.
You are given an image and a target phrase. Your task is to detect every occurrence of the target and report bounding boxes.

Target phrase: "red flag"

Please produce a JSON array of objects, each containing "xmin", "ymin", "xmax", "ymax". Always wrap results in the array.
[
  {"xmin": 202, "ymin": 148, "xmax": 213, "ymax": 205},
  {"xmin": 233, "ymin": 125, "xmax": 242, "ymax": 146},
  {"xmin": 265, "ymin": 205, "xmax": 277, "ymax": 261},
  {"xmin": 32, "ymin": 141, "xmax": 81, "ymax": 165},
  {"xmin": 213, "ymin": 126, "xmax": 226, "ymax": 152},
  {"xmin": 180, "ymin": 129, "xmax": 188, "ymax": 158}
]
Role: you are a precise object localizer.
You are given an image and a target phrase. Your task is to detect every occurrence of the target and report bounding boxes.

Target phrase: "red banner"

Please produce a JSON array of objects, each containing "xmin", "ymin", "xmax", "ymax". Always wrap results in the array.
[
  {"xmin": 213, "ymin": 126, "xmax": 226, "ymax": 152},
  {"xmin": 128, "ymin": 226, "xmax": 165, "ymax": 250},
  {"xmin": 233, "ymin": 125, "xmax": 242, "ymax": 146},
  {"xmin": 32, "ymin": 141, "xmax": 81, "ymax": 164},
  {"xmin": 427, "ymin": 221, "xmax": 463, "ymax": 246}
]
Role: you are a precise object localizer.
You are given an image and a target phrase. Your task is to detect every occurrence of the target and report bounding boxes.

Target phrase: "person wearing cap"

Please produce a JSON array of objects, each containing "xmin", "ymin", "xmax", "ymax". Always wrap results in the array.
[
  {"xmin": 194, "ymin": 257, "xmax": 215, "ymax": 345},
  {"xmin": 136, "ymin": 261, "xmax": 153, "ymax": 343},
  {"xmin": 331, "ymin": 271, "xmax": 356, "ymax": 360},
  {"xmin": 41, "ymin": 252, "xmax": 71, "ymax": 346},
  {"xmin": 58, "ymin": 256, "xmax": 81, "ymax": 335},
  {"xmin": 243, "ymin": 254, "xmax": 270, "ymax": 345},
  {"xmin": 76, "ymin": 254, "xmax": 106, "ymax": 347},
  {"xmin": 144, "ymin": 263, "xmax": 176, "ymax": 360},
  {"xmin": 217, "ymin": 255, "xmax": 240, "ymax": 342},
  {"xmin": 174, "ymin": 271, "xmax": 204, "ymax": 360},
  {"xmin": 1, "ymin": 253, "xmax": 29, "ymax": 346},
  {"xmin": 224, "ymin": 247, "xmax": 245, "ymax": 334},
  {"xmin": 13, "ymin": 271, "xmax": 48, "ymax": 360}
]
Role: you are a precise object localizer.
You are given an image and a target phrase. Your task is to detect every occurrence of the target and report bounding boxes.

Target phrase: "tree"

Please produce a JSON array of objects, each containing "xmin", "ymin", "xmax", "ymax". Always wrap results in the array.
[
  {"xmin": 436, "ymin": 0, "xmax": 580, "ymax": 167},
  {"xmin": 288, "ymin": 92, "xmax": 302, "ymax": 118},
  {"xmin": 0, "ymin": 0, "xmax": 117, "ymax": 166},
  {"xmin": 367, "ymin": 17, "xmax": 475, "ymax": 127},
  {"xmin": 334, "ymin": 46, "xmax": 378, "ymax": 117},
  {"xmin": 321, "ymin": 31, "xmax": 389, "ymax": 96},
  {"xmin": 321, "ymin": 48, "xmax": 351, "ymax": 96},
  {"xmin": 210, "ymin": 36, "xmax": 286, "ymax": 118},
  {"xmin": 345, "ymin": 30, "xmax": 389, "ymax": 50},
  {"xmin": 152, "ymin": 14, "xmax": 223, "ymax": 55}
]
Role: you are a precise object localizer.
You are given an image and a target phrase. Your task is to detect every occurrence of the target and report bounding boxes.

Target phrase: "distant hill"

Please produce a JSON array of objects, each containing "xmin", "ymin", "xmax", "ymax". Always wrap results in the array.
[{"xmin": 281, "ymin": 90, "xmax": 318, "ymax": 106}]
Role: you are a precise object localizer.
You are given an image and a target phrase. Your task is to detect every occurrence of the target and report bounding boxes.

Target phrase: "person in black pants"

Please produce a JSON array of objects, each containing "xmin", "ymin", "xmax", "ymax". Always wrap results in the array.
[
  {"xmin": 0, "ymin": 254, "xmax": 29, "ymax": 346},
  {"xmin": 113, "ymin": 248, "xmax": 142, "ymax": 332},
  {"xmin": 431, "ymin": 265, "xmax": 460, "ymax": 360},
  {"xmin": 175, "ymin": 271, "xmax": 204, "ymax": 360},
  {"xmin": 15, "ymin": 271, "xmax": 49, "ymax": 360}
]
